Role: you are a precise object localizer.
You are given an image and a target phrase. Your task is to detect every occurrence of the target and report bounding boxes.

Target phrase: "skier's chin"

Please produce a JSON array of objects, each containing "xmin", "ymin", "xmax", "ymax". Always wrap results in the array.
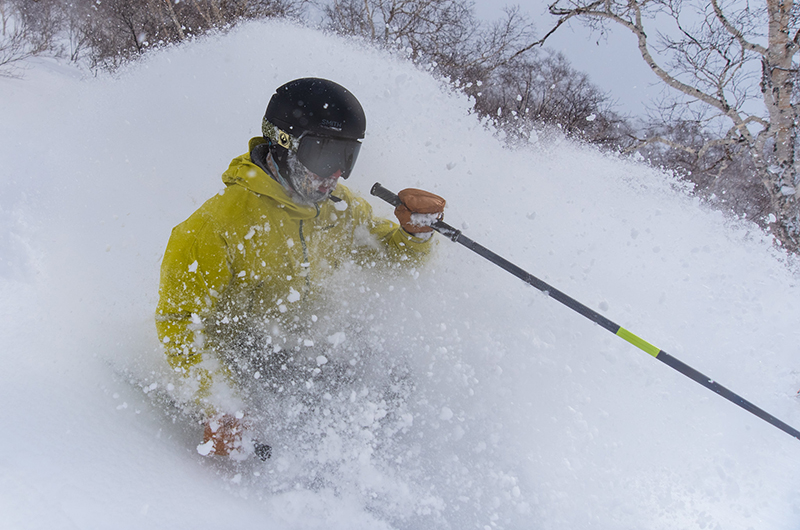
[
  {"xmin": 292, "ymin": 188, "xmax": 333, "ymax": 206},
  {"xmin": 286, "ymin": 164, "xmax": 340, "ymax": 205}
]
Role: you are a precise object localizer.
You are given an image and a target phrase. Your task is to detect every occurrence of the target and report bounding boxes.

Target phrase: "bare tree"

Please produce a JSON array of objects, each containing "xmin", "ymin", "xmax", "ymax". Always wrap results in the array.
[
  {"xmin": 537, "ymin": 0, "xmax": 800, "ymax": 251},
  {"xmin": 149, "ymin": 0, "xmax": 187, "ymax": 41},
  {"xmin": 324, "ymin": 0, "xmax": 481, "ymax": 70},
  {"xmin": 473, "ymin": 49, "xmax": 632, "ymax": 146},
  {"xmin": 637, "ymin": 113, "xmax": 771, "ymax": 219},
  {"xmin": 0, "ymin": 0, "xmax": 57, "ymax": 77},
  {"xmin": 324, "ymin": 1, "xmax": 630, "ymax": 146},
  {"xmin": 325, "ymin": 1, "xmax": 553, "ymax": 86},
  {"xmin": 74, "ymin": 0, "xmax": 304, "ymax": 70}
]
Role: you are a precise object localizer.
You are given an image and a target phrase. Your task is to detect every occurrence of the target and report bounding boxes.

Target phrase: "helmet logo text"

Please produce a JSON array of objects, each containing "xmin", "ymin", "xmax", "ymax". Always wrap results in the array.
[{"xmin": 320, "ymin": 119, "xmax": 343, "ymax": 131}]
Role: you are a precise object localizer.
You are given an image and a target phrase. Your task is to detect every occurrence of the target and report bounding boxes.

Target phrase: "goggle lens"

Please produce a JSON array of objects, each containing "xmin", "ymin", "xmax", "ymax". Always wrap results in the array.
[{"xmin": 296, "ymin": 135, "xmax": 361, "ymax": 179}]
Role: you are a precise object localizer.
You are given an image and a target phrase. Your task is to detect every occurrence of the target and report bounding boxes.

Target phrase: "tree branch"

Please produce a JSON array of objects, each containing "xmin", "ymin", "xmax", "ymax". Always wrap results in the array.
[{"xmin": 711, "ymin": 0, "xmax": 767, "ymax": 56}]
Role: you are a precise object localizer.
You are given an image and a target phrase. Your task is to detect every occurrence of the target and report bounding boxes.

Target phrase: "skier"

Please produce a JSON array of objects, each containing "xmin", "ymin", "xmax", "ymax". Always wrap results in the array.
[{"xmin": 155, "ymin": 78, "xmax": 445, "ymax": 457}]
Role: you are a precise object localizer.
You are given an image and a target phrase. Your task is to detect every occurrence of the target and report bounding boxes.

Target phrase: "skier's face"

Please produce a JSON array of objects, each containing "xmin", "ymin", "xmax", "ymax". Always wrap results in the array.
[{"xmin": 287, "ymin": 153, "xmax": 342, "ymax": 204}]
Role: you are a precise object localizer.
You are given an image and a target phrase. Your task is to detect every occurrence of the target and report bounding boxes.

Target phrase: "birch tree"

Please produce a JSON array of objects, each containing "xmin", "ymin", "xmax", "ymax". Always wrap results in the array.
[{"xmin": 539, "ymin": 0, "xmax": 800, "ymax": 251}]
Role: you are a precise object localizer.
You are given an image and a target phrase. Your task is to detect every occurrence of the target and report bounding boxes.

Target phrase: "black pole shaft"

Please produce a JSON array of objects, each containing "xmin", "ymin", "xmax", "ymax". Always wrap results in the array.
[{"xmin": 371, "ymin": 182, "xmax": 800, "ymax": 442}]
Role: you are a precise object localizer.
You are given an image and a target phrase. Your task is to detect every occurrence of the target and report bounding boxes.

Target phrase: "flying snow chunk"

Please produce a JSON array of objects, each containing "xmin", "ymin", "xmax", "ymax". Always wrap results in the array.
[
  {"xmin": 287, "ymin": 288, "xmax": 301, "ymax": 303},
  {"xmin": 327, "ymin": 331, "xmax": 346, "ymax": 347},
  {"xmin": 440, "ymin": 407, "xmax": 454, "ymax": 421},
  {"xmin": 410, "ymin": 212, "xmax": 441, "ymax": 228},
  {"xmin": 316, "ymin": 355, "xmax": 328, "ymax": 366},
  {"xmin": 188, "ymin": 260, "xmax": 198, "ymax": 273},
  {"xmin": 586, "ymin": 113, "xmax": 597, "ymax": 122},
  {"xmin": 196, "ymin": 440, "xmax": 214, "ymax": 456}
]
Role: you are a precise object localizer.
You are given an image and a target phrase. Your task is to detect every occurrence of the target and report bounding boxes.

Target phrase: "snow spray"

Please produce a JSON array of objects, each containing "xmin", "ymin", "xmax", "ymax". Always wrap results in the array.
[{"xmin": 371, "ymin": 182, "xmax": 800, "ymax": 443}]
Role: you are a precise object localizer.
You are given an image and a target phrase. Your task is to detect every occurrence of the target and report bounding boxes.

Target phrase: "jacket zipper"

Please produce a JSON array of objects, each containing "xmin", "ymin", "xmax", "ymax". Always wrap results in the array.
[{"xmin": 298, "ymin": 220, "xmax": 311, "ymax": 293}]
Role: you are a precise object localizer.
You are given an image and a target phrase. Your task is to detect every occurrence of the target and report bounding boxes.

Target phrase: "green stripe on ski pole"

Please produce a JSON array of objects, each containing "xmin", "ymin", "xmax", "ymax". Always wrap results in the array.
[
  {"xmin": 370, "ymin": 182, "xmax": 800, "ymax": 443},
  {"xmin": 616, "ymin": 327, "xmax": 661, "ymax": 358},
  {"xmin": 603, "ymin": 328, "xmax": 795, "ymax": 438}
]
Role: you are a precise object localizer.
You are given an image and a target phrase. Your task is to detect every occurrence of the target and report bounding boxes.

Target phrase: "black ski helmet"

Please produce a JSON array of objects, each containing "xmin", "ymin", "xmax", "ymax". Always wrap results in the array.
[
  {"xmin": 262, "ymin": 78, "xmax": 366, "ymax": 181},
  {"xmin": 263, "ymin": 78, "xmax": 366, "ymax": 141}
]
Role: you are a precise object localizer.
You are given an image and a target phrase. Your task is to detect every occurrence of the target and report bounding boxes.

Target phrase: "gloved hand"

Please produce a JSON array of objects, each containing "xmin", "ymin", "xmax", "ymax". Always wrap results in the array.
[
  {"xmin": 394, "ymin": 188, "xmax": 446, "ymax": 234},
  {"xmin": 197, "ymin": 413, "xmax": 245, "ymax": 457}
]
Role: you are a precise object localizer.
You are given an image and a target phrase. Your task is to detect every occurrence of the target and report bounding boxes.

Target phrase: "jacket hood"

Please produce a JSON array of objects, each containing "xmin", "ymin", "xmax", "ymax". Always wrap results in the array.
[{"xmin": 221, "ymin": 137, "xmax": 320, "ymax": 219}]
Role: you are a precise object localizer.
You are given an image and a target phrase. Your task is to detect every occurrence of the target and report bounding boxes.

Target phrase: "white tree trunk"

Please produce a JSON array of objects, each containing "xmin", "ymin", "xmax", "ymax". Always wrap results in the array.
[{"xmin": 764, "ymin": 0, "xmax": 799, "ymax": 244}]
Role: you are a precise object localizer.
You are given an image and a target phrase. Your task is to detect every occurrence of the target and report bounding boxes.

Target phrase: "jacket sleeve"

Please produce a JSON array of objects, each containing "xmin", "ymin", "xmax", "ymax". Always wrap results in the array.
[
  {"xmin": 155, "ymin": 214, "xmax": 235, "ymax": 411},
  {"xmin": 156, "ymin": 213, "xmax": 238, "ymax": 416},
  {"xmin": 339, "ymin": 187, "xmax": 435, "ymax": 264}
]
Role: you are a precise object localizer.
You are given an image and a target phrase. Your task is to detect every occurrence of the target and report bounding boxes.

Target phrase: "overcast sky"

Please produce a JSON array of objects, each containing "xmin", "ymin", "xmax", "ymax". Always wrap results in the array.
[{"xmin": 474, "ymin": 0, "xmax": 664, "ymax": 119}]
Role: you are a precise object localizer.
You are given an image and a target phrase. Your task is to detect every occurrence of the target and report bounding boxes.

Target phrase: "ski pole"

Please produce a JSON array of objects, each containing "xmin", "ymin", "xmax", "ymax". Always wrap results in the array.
[{"xmin": 371, "ymin": 182, "xmax": 800, "ymax": 442}]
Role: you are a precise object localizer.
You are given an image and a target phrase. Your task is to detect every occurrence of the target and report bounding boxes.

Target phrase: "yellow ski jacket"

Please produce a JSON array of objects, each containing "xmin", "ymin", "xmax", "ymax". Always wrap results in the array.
[{"xmin": 156, "ymin": 138, "xmax": 432, "ymax": 409}]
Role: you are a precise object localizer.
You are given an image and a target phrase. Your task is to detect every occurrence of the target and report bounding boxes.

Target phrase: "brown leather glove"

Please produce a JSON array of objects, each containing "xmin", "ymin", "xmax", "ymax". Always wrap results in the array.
[
  {"xmin": 199, "ymin": 414, "xmax": 245, "ymax": 456},
  {"xmin": 394, "ymin": 188, "xmax": 446, "ymax": 234}
]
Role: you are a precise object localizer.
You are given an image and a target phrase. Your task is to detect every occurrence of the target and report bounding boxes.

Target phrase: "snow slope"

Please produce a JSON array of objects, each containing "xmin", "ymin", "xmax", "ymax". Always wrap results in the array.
[{"xmin": 1, "ymin": 20, "xmax": 799, "ymax": 529}]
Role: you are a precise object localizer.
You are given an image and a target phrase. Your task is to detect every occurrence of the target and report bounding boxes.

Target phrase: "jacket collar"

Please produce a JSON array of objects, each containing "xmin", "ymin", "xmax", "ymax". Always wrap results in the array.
[{"xmin": 221, "ymin": 137, "xmax": 321, "ymax": 219}]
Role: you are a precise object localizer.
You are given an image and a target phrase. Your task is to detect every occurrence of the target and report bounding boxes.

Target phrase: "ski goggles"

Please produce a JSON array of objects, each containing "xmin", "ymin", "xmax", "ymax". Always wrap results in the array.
[{"xmin": 277, "ymin": 130, "xmax": 361, "ymax": 179}]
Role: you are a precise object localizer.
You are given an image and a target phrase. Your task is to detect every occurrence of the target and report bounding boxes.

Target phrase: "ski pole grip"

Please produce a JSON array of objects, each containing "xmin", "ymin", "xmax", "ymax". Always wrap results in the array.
[
  {"xmin": 371, "ymin": 182, "xmax": 463, "ymax": 242},
  {"xmin": 370, "ymin": 182, "xmax": 403, "ymax": 207}
]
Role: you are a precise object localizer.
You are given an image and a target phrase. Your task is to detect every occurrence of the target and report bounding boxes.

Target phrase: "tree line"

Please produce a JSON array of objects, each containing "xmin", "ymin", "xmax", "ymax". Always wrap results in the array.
[
  {"xmin": 0, "ymin": 0, "xmax": 301, "ymax": 71},
  {"xmin": 2, "ymin": 0, "xmax": 625, "ymax": 145},
  {"xmin": 3, "ymin": 0, "xmax": 796, "ymax": 252}
]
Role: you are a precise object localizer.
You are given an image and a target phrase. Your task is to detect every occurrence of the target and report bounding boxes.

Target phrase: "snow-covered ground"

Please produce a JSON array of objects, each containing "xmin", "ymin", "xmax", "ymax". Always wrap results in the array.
[{"xmin": 2, "ymin": 20, "xmax": 799, "ymax": 530}]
